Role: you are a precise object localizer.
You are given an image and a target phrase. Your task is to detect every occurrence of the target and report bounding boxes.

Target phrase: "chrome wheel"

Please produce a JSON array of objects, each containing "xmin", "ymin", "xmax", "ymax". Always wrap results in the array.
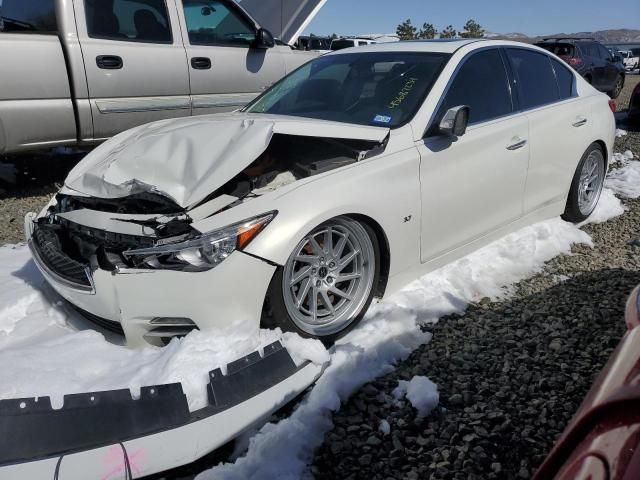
[
  {"xmin": 282, "ymin": 218, "xmax": 375, "ymax": 337},
  {"xmin": 578, "ymin": 149, "xmax": 605, "ymax": 216}
]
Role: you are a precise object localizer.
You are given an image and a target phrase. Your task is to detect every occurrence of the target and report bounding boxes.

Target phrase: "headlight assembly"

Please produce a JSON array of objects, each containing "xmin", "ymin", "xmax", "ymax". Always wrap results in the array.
[{"xmin": 123, "ymin": 212, "xmax": 276, "ymax": 271}]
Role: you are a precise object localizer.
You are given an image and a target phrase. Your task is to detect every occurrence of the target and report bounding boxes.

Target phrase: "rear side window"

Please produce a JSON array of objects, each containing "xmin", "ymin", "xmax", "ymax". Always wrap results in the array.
[
  {"xmin": 579, "ymin": 43, "xmax": 598, "ymax": 58},
  {"xmin": 0, "ymin": 0, "xmax": 57, "ymax": 33},
  {"xmin": 537, "ymin": 43, "xmax": 576, "ymax": 58},
  {"xmin": 331, "ymin": 39, "xmax": 354, "ymax": 50},
  {"xmin": 84, "ymin": 0, "xmax": 172, "ymax": 43},
  {"xmin": 437, "ymin": 49, "xmax": 513, "ymax": 125},
  {"xmin": 507, "ymin": 48, "xmax": 560, "ymax": 110},
  {"xmin": 551, "ymin": 58, "xmax": 575, "ymax": 99},
  {"xmin": 182, "ymin": 0, "xmax": 256, "ymax": 47}
]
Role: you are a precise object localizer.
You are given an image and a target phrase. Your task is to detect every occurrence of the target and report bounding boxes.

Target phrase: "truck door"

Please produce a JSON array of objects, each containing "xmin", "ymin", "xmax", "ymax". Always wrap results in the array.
[
  {"xmin": 74, "ymin": 0, "xmax": 191, "ymax": 139},
  {"xmin": 177, "ymin": 0, "xmax": 286, "ymax": 115}
]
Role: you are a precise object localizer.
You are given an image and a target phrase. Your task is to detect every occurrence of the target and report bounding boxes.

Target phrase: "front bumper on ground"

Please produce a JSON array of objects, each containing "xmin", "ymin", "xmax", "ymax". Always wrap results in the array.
[{"xmin": 25, "ymin": 213, "xmax": 276, "ymax": 347}]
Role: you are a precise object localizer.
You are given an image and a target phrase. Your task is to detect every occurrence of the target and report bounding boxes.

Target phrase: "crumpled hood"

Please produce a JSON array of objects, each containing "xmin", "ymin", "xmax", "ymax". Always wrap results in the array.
[{"xmin": 65, "ymin": 113, "xmax": 389, "ymax": 209}]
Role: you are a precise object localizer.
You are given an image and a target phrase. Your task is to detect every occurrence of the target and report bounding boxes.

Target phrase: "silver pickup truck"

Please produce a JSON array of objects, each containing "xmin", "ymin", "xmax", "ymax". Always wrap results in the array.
[{"xmin": 0, "ymin": 0, "xmax": 324, "ymax": 154}]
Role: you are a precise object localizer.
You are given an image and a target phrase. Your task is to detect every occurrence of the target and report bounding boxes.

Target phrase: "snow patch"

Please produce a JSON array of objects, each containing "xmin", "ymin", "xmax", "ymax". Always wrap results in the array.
[
  {"xmin": 378, "ymin": 419, "xmax": 391, "ymax": 435},
  {"xmin": 606, "ymin": 158, "xmax": 640, "ymax": 199},
  {"xmin": 585, "ymin": 188, "xmax": 626, "ymax": 224},
  {"xmin": 392, "ymin": 376, "xmax": 439, "ymax": 419},
  {"xmin": 616, "ymin": 128, "xmax": 627, "ymax": 137}
]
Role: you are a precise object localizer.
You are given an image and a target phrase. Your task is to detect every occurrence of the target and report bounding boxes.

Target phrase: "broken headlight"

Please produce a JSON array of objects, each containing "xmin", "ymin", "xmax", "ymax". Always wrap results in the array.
[{"xmin": 123, "ymin": 212, "xmax": 276, "ymax": 271}]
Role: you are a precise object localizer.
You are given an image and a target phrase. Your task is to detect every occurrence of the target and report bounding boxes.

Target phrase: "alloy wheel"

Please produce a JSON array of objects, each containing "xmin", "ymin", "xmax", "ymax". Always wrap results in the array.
[
  {"xmin": 578, "ymin": 149, "xmax": 605, "ymax": 216},
  {"xmin": 282, "ymin": 218, "xmax": 375, "ymax": 337}
]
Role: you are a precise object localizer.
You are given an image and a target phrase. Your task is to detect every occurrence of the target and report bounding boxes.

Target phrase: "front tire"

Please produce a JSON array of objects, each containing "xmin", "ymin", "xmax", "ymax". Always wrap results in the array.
[
  {"xmin": 263, "ymin": 216, "xmax": 380, "ymax": 344},
  {"xmin": 562, "ymin": 143, "xmax": 606, "ymax": 223}
]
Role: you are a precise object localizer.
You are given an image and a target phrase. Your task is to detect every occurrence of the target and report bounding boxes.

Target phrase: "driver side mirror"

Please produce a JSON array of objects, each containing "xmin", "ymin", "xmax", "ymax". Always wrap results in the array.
[
  {"xmin": 439, "ymin": 105, "xmax": 470, "ymax": 137},
  {"xmin": 254, "ymin": 28, "xmax": 275, "ymax": 49}
]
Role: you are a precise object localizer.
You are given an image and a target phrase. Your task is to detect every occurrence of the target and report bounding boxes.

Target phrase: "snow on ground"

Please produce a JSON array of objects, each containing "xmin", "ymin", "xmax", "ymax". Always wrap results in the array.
[
  {"xmin": 606, "ymin": 155, "xmax": 640, "ymax": 200},
  {"xmin": 616, "ymin": 128, "xmax": 627, "ymax": 137},
  {"xmin": 392, "ymin": 376, "xmax": 439, "ymax": 419},
  {"xmin": 0, "ymin": 154, "xmax": 635, "ymax": 478}
]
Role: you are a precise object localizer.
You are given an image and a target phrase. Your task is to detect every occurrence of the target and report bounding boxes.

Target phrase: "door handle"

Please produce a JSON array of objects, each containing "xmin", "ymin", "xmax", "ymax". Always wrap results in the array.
[
  {"xmin": 572, "ymin": 117, "xmax": 588, "ymax": 127},
  {"xmin": 96, "ymin": 55, "xmax": 123, "ymax": 69},
  {"xmin": 507, "ymin": 138, "xmax": 527, "ymax": 151},
  {"xmin": 191, "ymin": 57, "xmax": 211, "ymax": 70}
]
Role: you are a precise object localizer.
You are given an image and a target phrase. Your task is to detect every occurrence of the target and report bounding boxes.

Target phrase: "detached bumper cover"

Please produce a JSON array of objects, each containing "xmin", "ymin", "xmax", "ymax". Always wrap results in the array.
[{"xmin": 0, "ymin": 342, "xmax": 324, "ymax": 479}]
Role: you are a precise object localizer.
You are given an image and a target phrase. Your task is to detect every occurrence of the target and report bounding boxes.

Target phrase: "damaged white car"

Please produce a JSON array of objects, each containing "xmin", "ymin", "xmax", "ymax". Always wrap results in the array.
[{"xmin": 26, "ymin": 40, "xmax": 615, "ymax": 347}]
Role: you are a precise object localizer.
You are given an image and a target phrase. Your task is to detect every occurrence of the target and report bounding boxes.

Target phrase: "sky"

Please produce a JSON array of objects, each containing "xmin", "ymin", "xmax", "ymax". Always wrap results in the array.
[{"xmin": 304, "ymin": 0, "xmax": 640, "ymax": 37}]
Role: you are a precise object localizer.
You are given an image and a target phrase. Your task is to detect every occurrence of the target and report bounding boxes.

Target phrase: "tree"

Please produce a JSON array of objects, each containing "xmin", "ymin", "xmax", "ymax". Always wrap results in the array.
[
  {"xmin": 440, "ymin": 25, "xmax": 457, "ymax": 39},
  {"xmin": 396, "ymin": 19, "xmax": 417, "ymax": 41},
  {"xmin": 418, "ymin": 23, "xmax": 437, "ymax": 39},
  {"xmin": 460, "ymin": 19, "xmax": 485, "ymax": 38}
]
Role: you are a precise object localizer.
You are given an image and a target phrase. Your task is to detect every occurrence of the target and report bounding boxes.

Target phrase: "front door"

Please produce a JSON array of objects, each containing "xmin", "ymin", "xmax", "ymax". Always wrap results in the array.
[
  {"xmin": 177, "ymin": 0, "xmax": 286, "ymax": 115},
  {"xmin": 417, "ymin": 48, "xmax": 529, "ymax": 262},
  {"xmin": 75, "ymin": 0, "xmax": 191, "ymax": 139}
]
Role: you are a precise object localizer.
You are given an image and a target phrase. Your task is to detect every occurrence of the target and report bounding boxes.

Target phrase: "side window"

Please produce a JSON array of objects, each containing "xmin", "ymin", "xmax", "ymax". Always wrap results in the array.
[
  {"xmin": 581, "ymin": 43, "xmax": 597, "ymax": 58},
  {"xmin": 551, "ymin": 58, "xmax": 575, "ymax": 100},
  {"xmin": 182, "ymin": 0, "xmax": 256, "ymax": 47},
  {"xmin": 507, "ymin": 48, "xmax": 560, "ymax": 110},
  {"xmin": 436, "ymin": 49, "xmax": 512, "ymax": 126},
  {"xmin": 597, "ymin": 45, "xmax": 612, "ymax": 60},
  {"xmin": 0, "ymin": 0, "xmax": 57, "ymax": 33},
  {"xmin": 84, "ymin": 0, "xmax": 172, "ymax": 43},
  {"xmin": 358, "ymin": 41, "xmax": 367, "ymax": 46}
]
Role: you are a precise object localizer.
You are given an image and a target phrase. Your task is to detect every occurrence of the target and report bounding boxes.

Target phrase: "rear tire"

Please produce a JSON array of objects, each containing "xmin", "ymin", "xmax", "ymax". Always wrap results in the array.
[
  {"xmin": 262, "ymin": 216, "xmax": 380, "ymax": 345},
  {"xmin": 607, "ymin": 75, "xmax": 624, "ymax": 99},
  {"xmin": 562, "ymin": 143, "xmax": 606, "ymax": 223}
]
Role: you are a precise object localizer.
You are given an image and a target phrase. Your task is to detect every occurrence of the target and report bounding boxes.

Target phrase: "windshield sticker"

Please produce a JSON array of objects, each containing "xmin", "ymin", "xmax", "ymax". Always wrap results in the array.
[
  {"xmin": 388, "ymin": 77, "xmax": 419, "ymax": 109},
  {"xmin": 372, "ymin": 115, "xmax": 392, "ymax": 124}
]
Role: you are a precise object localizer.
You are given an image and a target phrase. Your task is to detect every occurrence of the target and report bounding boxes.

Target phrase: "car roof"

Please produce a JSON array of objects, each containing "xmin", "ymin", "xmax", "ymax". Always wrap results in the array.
[{"xmin": 328, "ymin": 39, "xmax": 550, "ymax": 55}]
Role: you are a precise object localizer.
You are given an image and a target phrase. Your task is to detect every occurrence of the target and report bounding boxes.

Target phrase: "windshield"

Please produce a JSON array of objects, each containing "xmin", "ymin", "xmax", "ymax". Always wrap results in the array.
[{"xmin": 245, "ymin": 52, "xmax": 450, "ymax": 128}]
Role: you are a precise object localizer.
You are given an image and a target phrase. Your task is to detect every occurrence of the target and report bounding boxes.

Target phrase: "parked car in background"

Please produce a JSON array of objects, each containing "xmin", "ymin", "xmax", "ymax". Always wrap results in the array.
[
  {"xmin": 296, "ymin": 36, "xmax": 332, "ymax": 53},
  {"xmin": 629, "ymin": 82, "xmax": 640, "ymax": 123},
  {"xmin": 0, "ymin": 0, "xmax": 324, "ymax": 155},
  {"xmin": 536, "ymin": 37, "xmax": 625, "ymax": 98},
  {"xmin": 331, "ymin": 37, "xmax": 377, "ymax": 50},
  {"xmin": 25, "ymin": 40, "xmax": 615, "ymax": 347},
  {"xmin": 534, "ymin": 285, "xmax": 640, "ymax": 479},
  {"xmin": 618, "ymin": 49, "xmax": 640, "ymax": 71}
]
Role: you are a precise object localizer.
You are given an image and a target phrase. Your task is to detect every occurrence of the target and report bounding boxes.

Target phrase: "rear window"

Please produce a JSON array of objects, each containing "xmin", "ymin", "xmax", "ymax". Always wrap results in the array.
[
  {"xmin": 0, "ymin": 0, "xmax": 57, "ymax": 33},
  {"xmin": 536, "ymin": 43, "xmax": 576, "ymax": 58},
  {"xmin": 507, "ymin": 48, "xmax": 560, "ymax": 110},
  {"xmin": 551, "ymin": 58, "xmax": 575, "ymax": 100},
  {"xmin": 331, "ymin": 39, "xmax": 354, "ymax": 50},
  {"xmin": 84, "ymin": 0, "xmax": 172, "ymax": 43}
]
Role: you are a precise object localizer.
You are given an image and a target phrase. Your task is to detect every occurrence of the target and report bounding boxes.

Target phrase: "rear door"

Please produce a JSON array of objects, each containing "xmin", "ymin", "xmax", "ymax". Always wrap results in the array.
[
  {"xmin": 417, "ymin": 48, "xmax": 529, "ymax": 262},
  {"xmin": 75, "ymin": 0, "xmax": 191, "ymax": 139},
  {"xmin": 580, "ymin": 42, "xmax": 606, "ymax": 88},
  {"xmin": 505, "ymin": 48, "xmax": 591, "ymax": 213},
  {"xmin": 177, "ymin": 0, "xmax": 286, "ymax": 115},
  {"xmin": 596, "ymin": 44, "xmax": 619, "ymax": 88}
]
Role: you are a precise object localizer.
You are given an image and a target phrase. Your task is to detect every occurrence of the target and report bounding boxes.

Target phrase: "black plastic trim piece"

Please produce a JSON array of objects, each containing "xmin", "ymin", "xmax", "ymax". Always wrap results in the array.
[{"xmin": 0, "ymin": 341, "xmax": 303, "ymax": 467}]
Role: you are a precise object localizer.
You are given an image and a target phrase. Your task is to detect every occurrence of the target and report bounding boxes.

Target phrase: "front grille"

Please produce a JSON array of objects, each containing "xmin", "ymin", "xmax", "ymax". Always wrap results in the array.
[{"xmin": 31, "ymin": 225, "xmax": 93, "ymax": 289}]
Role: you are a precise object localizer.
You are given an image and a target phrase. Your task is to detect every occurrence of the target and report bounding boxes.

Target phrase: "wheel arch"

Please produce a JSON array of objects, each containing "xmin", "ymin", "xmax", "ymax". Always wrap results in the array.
[{"xmin": 347, "ymin": 213, "xmax": 391, "ymax": 298}]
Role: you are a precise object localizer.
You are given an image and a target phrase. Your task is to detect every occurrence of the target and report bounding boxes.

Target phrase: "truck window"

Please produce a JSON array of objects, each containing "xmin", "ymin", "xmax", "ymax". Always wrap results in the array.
[
  {"xmin": 0, "ymin": 0, "xmax": 57, "ymax": 33},
  {"xmin": 182, "ymin": 0, "xmax": 256, "ymax": 47},
  {"xmin": 84, "ymin": 0, "xmax": 172, "ymax": 43}
]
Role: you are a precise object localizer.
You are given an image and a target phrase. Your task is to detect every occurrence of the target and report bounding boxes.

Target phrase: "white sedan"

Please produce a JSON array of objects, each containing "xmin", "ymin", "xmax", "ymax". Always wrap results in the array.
[{"xmin": 25, "ymin": 39, "xmax": 615, "ymax": 347}]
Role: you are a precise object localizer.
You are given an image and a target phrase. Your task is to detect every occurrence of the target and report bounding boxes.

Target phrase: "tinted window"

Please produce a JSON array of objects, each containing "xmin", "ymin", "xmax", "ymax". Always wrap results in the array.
[
  {"xmin": 331, "ymin": 39, "xmax": 355, "ymax": 50},
  {"xmin": 246, "ymin": 52, "xmax": 450, "ymax": 128},
  {"xmin": 0, "ymin": 0, "xmax": 57, "ymax": 33},
  {"xmin": 536, "ymin": 43, "xmax": 576, "ymax": 58},
  {"xmin": 580, "ymin": 43, "xmax": 598, "ymax": 58},
  {"xmin": 551, "ymin": 58, "xmax": 575, "ymax": 99},
  {"xmin": 437, "ymin": 49, "xmax": 512, "ymax": 125},
  {"xmin": 597, "ymin": 45, "xmax": 612, "ymax": 60},
  {"xmin": 85, "ymin": 0, "xmax": 171, "ymax": 42},
  {"xmin": 182, "ymin": 0, "xmax": 255, "ymax": 46},
  {"xmin": 507, "ymin": 48, "xmax": 560, "ymax": 110}
]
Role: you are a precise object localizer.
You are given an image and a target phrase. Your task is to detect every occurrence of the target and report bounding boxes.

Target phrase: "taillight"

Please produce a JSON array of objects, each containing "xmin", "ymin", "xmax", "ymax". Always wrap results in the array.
[
  {"xmin": 609, "ymin": 100, "xmax": 617, "ymax": 113},
  {"xmin": 568, "ymin": 57, "xmax": 583, "ymax": 66}
]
